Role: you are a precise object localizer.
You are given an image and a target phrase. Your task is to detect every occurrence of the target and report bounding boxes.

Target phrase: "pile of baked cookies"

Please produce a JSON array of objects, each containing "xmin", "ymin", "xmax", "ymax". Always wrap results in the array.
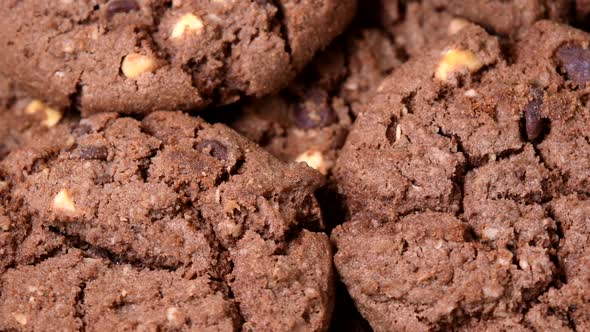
[{"xmin": 1, "ymin": 0, "xmax": 589, "ymax": 331}]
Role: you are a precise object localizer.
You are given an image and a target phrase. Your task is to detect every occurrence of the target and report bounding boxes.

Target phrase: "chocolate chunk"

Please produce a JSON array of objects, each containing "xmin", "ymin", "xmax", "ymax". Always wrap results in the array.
[
  {"xmin": 78, "ymin": 146, "xmax": 109, "ymax": 160},
  {"xmin": 105, "ymin": 0, "xmax": 140, "ymax": 21},
  {"xmin": 293, "ymin": 89, "xmax": 337, "ymax": 129},
  {"xmin": 524, "ymin": 89, "xmax": 545, "ymax": 141},
  {"xmin": 556, "ymin": 44, "xmax": 590, "ymax": 85},
  {"xmin": 196, "ymin": 139, "xmax": 228, "ymax": 161}
]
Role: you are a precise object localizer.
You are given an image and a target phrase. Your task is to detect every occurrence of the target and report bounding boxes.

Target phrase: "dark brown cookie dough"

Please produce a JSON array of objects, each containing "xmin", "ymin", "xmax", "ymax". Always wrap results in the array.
[
  {"xmin": 333, "ymin": 21, "xmax": 590, "ymax": 331},
  {"xmin": 0, "ymin": 111, "xmax": 333, "ymax": 331},
  {"xmin": 0, "ymin": 0, "xmax": 356, "ymax": 116}
]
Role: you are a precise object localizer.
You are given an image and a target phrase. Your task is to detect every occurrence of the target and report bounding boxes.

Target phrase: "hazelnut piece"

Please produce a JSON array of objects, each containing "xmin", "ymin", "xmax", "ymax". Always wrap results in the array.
[
  {"xmin": 25, "ymin": 100, "xmax": 63, "ymax": 128},
  {"xmin": 121, "ymin": 53, "xmax": 157, "ymax": 79},
  {"xmin": 435, "ymin": 49, "xmax": 482, "ymax": 81},
  {"xmin": 53, "ymin": 189, "xmax": 76, "ymax": 213},
  {"xmin": 171, "ymin": 13, "xmax": 204, "ymax": 39},
  {"xmin": 295, "ymin": 150, "xmax": 331, "ymax": 175}
]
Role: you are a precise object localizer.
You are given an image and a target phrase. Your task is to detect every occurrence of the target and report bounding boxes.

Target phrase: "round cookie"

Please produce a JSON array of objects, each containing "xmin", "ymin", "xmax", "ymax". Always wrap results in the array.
[
  {"xmin": 0, "ymin": 111, "xmax": 334, "ymax": 331},
  {"xmin": 333, "ymin": 21, "xmax": 590, "ymax": 331},
  {"xmin": 0, "ymin": 0, "xmax": 357, "ymax": 115}
]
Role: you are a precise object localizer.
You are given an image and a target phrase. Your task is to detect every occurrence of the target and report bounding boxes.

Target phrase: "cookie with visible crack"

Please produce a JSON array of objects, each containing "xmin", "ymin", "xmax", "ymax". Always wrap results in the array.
[
  {"xmin": 0, "ymin": 0, "xmax": 356, "ymax": 116},
  {"xmin": 0, "ymin": 249, "xmax": 240, "ymax": 331},
  {"xmin": 332, "ymin": 21, "xmax": 590, "ymax": 331},
  {"xmin": 0, "ymin": 111, "xmax": 334, "ymax": 331}
]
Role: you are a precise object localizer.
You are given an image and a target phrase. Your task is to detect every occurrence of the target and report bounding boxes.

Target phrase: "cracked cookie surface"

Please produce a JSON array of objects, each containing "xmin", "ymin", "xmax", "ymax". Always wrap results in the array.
[
  {"xmin": 333, "ymin": 21, "xmax": 590, "ymax": 331},
  {"xmin": 0, "ymin": 111, "xmax": 333, "ymax": 331},
  {"xmin": 0, "ymin": 0, "xmax": 356, "ymax": 115},
  {"xmin": 0, "ymin": 250, "xmax": 240, "ymax": 331}
]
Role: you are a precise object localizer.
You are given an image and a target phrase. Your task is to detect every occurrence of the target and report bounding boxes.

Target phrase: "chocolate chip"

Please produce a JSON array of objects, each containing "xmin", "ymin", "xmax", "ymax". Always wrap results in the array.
[
  {"xmin": 106, "ymin": 0, "xmax": 140, "ymax": 21},
  {"xmin": 78, "ymin": 146, "xmax": 109, "ymax": 160},
  {"xmin": 524, "ymin": 89, "xmax": 545, "ymax": 141},
  {"xmin": 196, "ymin": 140, "xmax": 228, "ymax": 161},
  {"xmin": 293, "ymin": 89, "xmax": 337, "ymax": 129},
  {"xmin": 556, "ymin": 44, "xmax": 590, "ymax": 85}
]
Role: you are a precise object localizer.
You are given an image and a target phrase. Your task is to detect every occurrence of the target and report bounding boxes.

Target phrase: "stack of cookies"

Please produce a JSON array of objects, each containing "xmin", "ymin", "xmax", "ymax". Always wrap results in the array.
[{"xmin": 1, "ymin": 1, "xmax": 589, "ymax": 331}]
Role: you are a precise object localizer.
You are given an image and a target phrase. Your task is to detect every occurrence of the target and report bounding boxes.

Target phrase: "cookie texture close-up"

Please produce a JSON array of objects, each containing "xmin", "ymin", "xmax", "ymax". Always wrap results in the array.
[
  {"xmin": 2, "ymin": 0, "xmax": 590, "ymax": 331},
  {"xmin": 0, "ymin": 110, "xmax": 334, "ymax": 331},
  {"xmin": 333, "ymin": 20, "xmax": 590, "ymax": 331},
  {"xmin": 0, "ymin": 0, "xmax": 356, "ymax": 115}
]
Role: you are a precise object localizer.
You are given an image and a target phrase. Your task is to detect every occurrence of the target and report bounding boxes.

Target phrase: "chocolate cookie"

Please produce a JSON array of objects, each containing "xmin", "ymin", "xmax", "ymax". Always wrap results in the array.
[
  {"xmin": 333, "ymin": 21, "xmax": 590, "ymax": 331},
  {"xmin": 222, "ymin": 8, "xmax": 401, "ymax": 176},
  {"xmin": 0, "ymin": 0, "xmax": 356, "ymax": 115},
  {"xmin": 0, "ymin": 111, "xmax": 334, "ymax": 331}
]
